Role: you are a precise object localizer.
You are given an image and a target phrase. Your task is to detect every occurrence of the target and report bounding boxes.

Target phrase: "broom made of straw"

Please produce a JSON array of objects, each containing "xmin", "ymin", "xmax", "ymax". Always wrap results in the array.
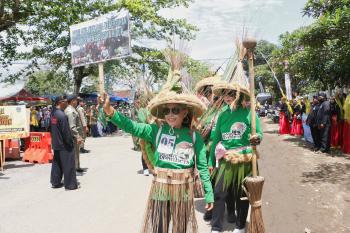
[{"xmin": 243, "ymin": 37, "xmax": 265, "ymax": 233}]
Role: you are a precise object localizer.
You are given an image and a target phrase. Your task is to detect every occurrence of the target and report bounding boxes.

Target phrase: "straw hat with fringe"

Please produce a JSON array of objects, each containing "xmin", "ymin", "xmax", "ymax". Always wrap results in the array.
[
  {"xmin": 148, "ymin": 91, "xmax": 207, "ymax": 119},
  {"xmin": 147, "ymin": 47, "xmax": 207, "ymax": 120},
  {"xmin": 195, "ymin": 75, "xmax": 221, "ymax": 93},
  {"xmin": 212, "ymin": 81, "xmax": 250, "ymax": 98}
]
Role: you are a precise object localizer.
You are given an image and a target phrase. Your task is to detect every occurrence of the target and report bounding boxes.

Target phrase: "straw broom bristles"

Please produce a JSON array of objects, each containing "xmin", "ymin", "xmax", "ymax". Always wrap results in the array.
[{"xmin": 244, "ymin": 176, "xmax": 265, "ymax": 233}]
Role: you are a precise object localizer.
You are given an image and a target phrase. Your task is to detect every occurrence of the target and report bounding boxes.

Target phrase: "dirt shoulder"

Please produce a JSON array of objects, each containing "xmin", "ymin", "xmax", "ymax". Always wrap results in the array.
[{"xmin": 260, "ymin": 118, "xmax": 350, "ymax": 233}]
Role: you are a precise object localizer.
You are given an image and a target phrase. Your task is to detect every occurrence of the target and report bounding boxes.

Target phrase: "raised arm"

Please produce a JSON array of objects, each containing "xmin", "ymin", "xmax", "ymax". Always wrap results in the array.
[{"xmin": 107, "ymin": 110, "xmax": 155, "ymax": 142}]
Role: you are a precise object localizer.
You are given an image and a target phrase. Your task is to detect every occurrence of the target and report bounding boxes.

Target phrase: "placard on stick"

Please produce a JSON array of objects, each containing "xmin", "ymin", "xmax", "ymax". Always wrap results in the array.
[{"xmin": 70, "ymin": 9, "xmax": 131, "ymax": 94}]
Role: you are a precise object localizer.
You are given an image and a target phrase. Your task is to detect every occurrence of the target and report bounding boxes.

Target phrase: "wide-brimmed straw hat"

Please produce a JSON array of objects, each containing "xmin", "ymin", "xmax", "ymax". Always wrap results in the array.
[
  {"xmin": 148, "ymin": 91, "xmax": 207, "ymax": 119},
  {"xmin": 195, "ymin": 75, "xmax": 221, "ymax": 93},
  {"xmin": 212, "ymin": 81, "xmax": 250, "ymax": 98}
]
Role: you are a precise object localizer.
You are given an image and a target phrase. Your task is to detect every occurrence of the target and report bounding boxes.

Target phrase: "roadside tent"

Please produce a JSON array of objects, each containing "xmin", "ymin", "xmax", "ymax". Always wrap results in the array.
[{"xmin": 0, "ymin": 88, "xmax": 50, "ymax": 106}]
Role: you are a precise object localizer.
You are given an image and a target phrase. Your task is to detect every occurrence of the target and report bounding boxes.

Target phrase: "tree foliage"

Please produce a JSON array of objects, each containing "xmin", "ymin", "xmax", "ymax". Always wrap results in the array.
[
  {"xmin": 1, "ymin": 0, "xmax": 198, "ymax": 94},
  {"xmin": 268, "ymin": 0, "xmax": 350, "ymax": 95},
  {"xmin": 25, "ymin": 70, "xmax": 73, "ymax": 96}
]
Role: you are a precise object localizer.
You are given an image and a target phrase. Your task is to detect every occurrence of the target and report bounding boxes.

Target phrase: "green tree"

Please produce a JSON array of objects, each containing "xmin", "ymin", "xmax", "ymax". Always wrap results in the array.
[
  {"xmin": 1, "ymin": 0, "xmax": 198, "ymax": 94},
  {"xmin": 25, "ymin": 70, "xmax": 73, "ymax": 96}
]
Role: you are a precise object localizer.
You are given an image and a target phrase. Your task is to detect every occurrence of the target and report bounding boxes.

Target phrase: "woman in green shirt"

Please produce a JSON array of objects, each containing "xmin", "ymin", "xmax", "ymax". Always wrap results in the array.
[
  {"xmin": 209, "ymin": 82, "xmax": 262, "ymax": 233},
  {"xmin": 100, "ymin": 91, "xmax": 214, "ymax": 233}
]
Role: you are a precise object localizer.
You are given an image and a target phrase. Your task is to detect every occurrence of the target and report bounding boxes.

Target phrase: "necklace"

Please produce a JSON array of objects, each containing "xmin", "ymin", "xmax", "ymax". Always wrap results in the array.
[{"xmin": 169, "ymin": 126, "xmax": 175, "ymax": 135}]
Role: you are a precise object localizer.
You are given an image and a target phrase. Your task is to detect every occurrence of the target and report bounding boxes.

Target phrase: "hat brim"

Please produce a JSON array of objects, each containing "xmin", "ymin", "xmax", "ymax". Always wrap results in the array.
[
  {"xmin": 148, "ymin": 92, "xmax": 207, "ymax": 119},
  {"xmin": 195, "ymin": 76, "xmax": 221, "ymax": 93},
  {"xmin": 212, "ymin": 82, "xmax": 250, "ymax": 97}
]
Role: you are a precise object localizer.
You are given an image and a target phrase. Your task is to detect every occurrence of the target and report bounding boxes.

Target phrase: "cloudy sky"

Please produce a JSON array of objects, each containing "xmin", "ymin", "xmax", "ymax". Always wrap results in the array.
[{"xmin": 159, "ymin": 0, "xmax": 314, "ymax": 69}]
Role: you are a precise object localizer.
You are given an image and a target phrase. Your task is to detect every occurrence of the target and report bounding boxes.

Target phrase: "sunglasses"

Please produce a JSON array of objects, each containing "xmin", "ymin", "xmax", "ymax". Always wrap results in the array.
[
  {"xmin": 163, "ymin": 107, "xmax": 182, "ymax": 115},
  {"xmin": 223, "ymin": 91, "xmax": 236, "ymax": 97}
]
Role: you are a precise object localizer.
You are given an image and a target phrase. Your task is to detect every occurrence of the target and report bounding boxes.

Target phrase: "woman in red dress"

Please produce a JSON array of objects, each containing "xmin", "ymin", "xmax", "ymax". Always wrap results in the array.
[
  {"xmin": 342, "ymin": 94, "xmax": 350, "ymax": 154},
  {"xmin": 290, "ymin": 99, "xmax": 303, "ymax": 136},
  {"xmin": 330, "ymin": 97, "xmax": 342, "ymax": 148},
  {"xmin": 279, "ymin": 97, "xmax": 290, "ymax": 135}
]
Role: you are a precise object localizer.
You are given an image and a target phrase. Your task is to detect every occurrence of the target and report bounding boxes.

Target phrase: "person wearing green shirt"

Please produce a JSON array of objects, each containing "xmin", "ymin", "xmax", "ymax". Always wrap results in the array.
[
  {"xmin": 209, "ymin": 82, "xmax": 262, "ymax": 233},
  {"xmin": 196, "ymin": 77, "xmax": 235, "ymax": 223},
  {"xmin": 100, "ymin": 90, "xmax": 214, "ymax": 233}
]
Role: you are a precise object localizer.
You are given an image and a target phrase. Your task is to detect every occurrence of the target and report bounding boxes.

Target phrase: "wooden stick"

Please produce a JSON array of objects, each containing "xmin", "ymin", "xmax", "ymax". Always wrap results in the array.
[
  {"xmin": 98, "ymin": 62, "xmax": 105, "ymax": 96},
  {"xmin": 247, "ymin": 48, "xmax": 257, "ymax": 177}
]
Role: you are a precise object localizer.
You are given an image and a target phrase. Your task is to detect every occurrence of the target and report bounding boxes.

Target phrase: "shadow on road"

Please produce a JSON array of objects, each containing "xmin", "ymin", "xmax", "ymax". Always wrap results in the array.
[
  {"xmin": 194, "ymin": 199, "xmax": 206, "ymax": 214},
  {"xmin": 263, "ymin": 130, "xmax": 279, "ymax": 134},
  {"xmin": 4, "ymin": 163, "xmax": 35, "ymax": 170},
  {"xmin": 301, "ymin": 162, "xmax": 350, "ymax": 186},
  {"xmin": 263, "ymin": 119, "xmax": 278, "ymax": 125},
  {"xmin": 283, "ymin": 137, "xmax": 347, "ymax": 158},
  {"xmin": 0, "ymin": 172, "xmax": 10, "ymax": 179},
  {"xmin": 194, "ymin": 198, "xmax": 237, "ymax": 231}
]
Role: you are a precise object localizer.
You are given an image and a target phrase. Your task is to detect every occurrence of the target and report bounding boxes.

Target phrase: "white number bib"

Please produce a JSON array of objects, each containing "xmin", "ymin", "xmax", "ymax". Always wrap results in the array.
[{"xmin": 157, "ymin": 134, "xmax": 176, "ymax": 154}]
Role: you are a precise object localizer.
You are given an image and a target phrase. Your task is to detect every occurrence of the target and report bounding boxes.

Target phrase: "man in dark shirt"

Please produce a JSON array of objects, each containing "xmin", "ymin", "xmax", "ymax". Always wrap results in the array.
[
  {"xmin": 50, "ymin": 95, "xmax": 78, "ymax": 190},
  {"xmin": 316, "ymin": 93, "xmax": 331, "ymax": 153},
  {"xmin": 306, "ymin": 95, "xmax": 320, "ymax": 151}
]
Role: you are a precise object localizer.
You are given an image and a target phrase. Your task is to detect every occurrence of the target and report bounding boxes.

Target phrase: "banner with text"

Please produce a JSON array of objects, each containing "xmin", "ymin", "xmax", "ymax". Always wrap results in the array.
[
  {"xmin": 70, "ymin": 9, "xmax": 131, "ymax": 67},
  {"xmin": 285, "ymin": 73, "xmax": 292, "ymax": 100},
  {"xmin": 0, "ymin": 105, "xmax": 30, "ymax": 140}
]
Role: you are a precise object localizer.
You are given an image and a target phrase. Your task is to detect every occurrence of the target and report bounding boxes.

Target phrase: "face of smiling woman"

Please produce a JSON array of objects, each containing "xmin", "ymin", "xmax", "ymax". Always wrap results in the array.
[
  {"xmin": 223, "ymin": 90, "xmax": 236, "ymax": 106},
  {"xmin": 163, "ymin": 103, "xmax": 189, "ymax": 128}
]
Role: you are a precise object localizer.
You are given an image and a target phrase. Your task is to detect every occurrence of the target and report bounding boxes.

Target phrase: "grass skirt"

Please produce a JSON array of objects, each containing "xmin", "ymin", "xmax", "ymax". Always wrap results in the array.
[{"xmin": 141, "ymin": 167, "xmax": 198, "ymax": 233}]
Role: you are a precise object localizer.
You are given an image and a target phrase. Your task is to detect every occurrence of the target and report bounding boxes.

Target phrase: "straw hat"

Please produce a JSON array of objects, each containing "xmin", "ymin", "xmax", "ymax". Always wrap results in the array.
[
  {"xmin": 148, "ymin": 91, "xmax": 207, "ymax": 119},
  {"xmin": 195, "ymin": 75, "xmax": 221, "ymax": 93},
  {"xmin": 212, "ymin": 81, "xmax": 250, "ymax": 98}
]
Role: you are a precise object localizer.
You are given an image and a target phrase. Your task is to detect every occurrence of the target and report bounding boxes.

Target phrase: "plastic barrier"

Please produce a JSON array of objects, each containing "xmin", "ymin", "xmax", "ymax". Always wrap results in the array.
[
  {"xmin": 4, "ymin": 139, "xmax": 21, "ymax": 159},
  {"xmin": 23, "ymin": 132, "xmax": 53, "ymax": 164}
]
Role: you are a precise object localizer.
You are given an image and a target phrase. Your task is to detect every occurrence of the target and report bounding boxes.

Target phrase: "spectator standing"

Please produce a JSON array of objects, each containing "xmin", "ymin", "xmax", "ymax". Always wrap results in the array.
[
  {"xmin": 316, "ymin": 93, "xmax": 331, "ymax": 153},
  {"xmin": 90, "ymin": 105, "xmax": 99, "ymax": 137},
  {"xmin": 307, "ymin": 95, "xmax": 321, "ymax": 151},
  {"xmin": 30, "ymin": 106, "xmax": 39, "ymax": 132},
  {"xmin": 77, "ymin": 98, "xmax": 90, "ymax": 154},
  {"xmin": 50, "ymin": 95, "xmax": 78, "ymax": 190},
  {"xmin": 65, "ymin": 95, "xmax": 85, "ymax": 173}
]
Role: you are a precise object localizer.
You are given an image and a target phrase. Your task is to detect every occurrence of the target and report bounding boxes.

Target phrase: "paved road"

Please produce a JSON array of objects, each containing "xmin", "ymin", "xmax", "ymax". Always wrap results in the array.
[{"xmin": 0, "ymin": 119, "xmax": 349, "ymax": 233}]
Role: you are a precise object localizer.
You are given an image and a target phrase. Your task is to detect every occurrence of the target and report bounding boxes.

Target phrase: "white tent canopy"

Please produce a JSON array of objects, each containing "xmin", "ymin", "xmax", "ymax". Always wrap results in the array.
[{"xmin": 0, "ymin": 80, "xmax": 26, "ymax": 101}]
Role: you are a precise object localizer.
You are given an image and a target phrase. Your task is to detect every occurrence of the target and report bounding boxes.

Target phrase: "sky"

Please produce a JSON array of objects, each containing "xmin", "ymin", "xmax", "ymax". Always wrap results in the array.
[
  {"xmin": 157, "ymin": 0, "xmax": 314, "ymax": 69},
  {"xmin": 1, "ymin": 0, "xmax": 315, "ymax": 91}
]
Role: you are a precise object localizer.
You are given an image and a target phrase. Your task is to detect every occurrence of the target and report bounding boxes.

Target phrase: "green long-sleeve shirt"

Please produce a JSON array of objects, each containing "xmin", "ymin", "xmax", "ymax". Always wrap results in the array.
[
  {"xmin": 209, "ymin": 106, "xmax": 263, "ymax": 167},
  {"xmin": 108, "ymin": 111, "xmax": 214, "ymax": 203}
]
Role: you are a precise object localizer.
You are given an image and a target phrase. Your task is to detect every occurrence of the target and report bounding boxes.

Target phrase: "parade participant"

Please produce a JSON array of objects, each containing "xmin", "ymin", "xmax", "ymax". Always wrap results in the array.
[
  {"xmin": 330, "ymin": 96, "xmax": 342, "ymax": 148},
  {"xmin": 306, "ymin": 95, "xmax": 321, "ymax": 151},
  {"xmin": 342, "ymin": 93, "xmax": 350, "ymax": 154},
  {"xmin": 195, "ymin": 76, "xmax": 234, "ymax": 222},
  {"xmin": 100, "ymin": 85, "xmax": 214, "ymax": 233},
  {"xmin": 278, "ymin": 97, "xmax": 290, "ymax": 135},
  {"xmin": 209, "ymin": 82, "xmax": 262, "ymax": 233},
  {"xmin": 77, "ymin": 98, "xmax": 90, "ymax": 154},
  {"xmin": 316, "ymin": 93, "xmax": 331, "ymax": 153},
  {"xmin": 50, "ymin": 95, "xmax": 78, "ymax": 190},
  {"xmin": 290, "ymin": 98, "xmax": 303, "ymax": 136},
  {"xmin": 65, "ymin": 95, "xmax": 85, "ymax": 173},
  {"xmin": 335, "ymin": 92, "xmax": 345, "ymax": 147}
]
